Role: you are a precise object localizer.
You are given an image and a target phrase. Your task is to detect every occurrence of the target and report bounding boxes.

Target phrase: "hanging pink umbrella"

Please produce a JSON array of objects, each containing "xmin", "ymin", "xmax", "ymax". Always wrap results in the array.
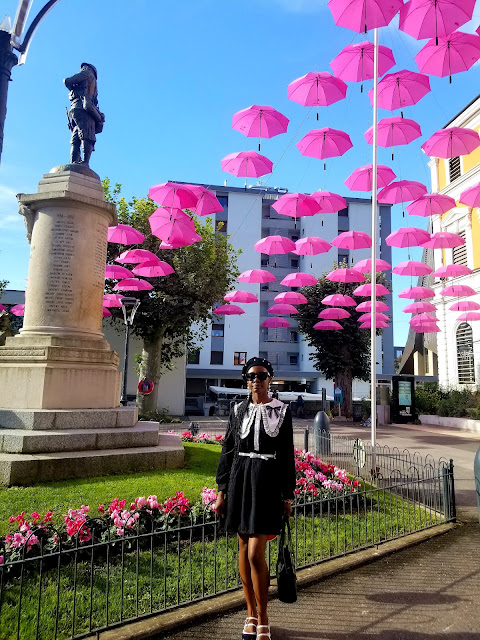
[
  {"xmin": 116, "ymin": 249, "xmax": 159, "ymax": 264},
  {"xmin": 433, "ymin": 264, "xmax": 472, "ymax": 278},
  {"xmin": 9, "ymin": 304, "xmax": 25, "ymax": 316},
  {"xmin": 0, "ymin": 304, "xmax": 7, "ymax": 312},
  {"xmin": 254, "ymin": 235, "xmax": 296, "ymax": 255},
  {"xmin": 413, "ymin": 324, "xmax": 441, "ymax": 333},
  {"xmin": 274, "ymin": 292, "xmax": 308, "ymax": 304},
  {"xmin": 132, "ymin": 261, "xmax": 175, "ymax": 277},
  {"xmin": 294, "ymin": 237, "xmax": 332, "ymax": 255},
  {"xmin": 183, "ymin": 185, "xmax": 224, "ymax": 217},
  {"xmin": 221, "ymin": 151, "xmax": 273, "ymax": 185},
  {"xmin": 319, "ymin": 307, "xmax": 351, "ymax": 320},
  {"xmin": 330, "ymin": 41, "xmax": 395, "ymax": 91},
  {"xmin": 214, "ymin": 304, "xmax": 245, "ymax": 316},
  {"xmin": 358, "ymin": 312, "xmax": 390, "ymax": 322},
  {"xmin": 422, "ymin": 231, "xmax": 465, "ymax": 249},
  {"xmin": 102, "ymin": 307, "xmax": 112, "ymax": 317},
  {"xmin": 356, "ymin": 300, "xmax": 390, "ymax": 312},
  {"xmin": 232, "ymin": 105, "xmax": 289, "ymax": 150},
  {"xmin": 148, "ymin": 182, "xmax": 198, "ymax": 209},
  {"xmin": 224, "ymin": 290, "xmax": 258, "ymax": 303},
  {"xmin": 288, "ymin": 72, "xmax": 347, "ymax": 120},
  {"xmin": 353, "ymin": 283, "xmax": 390, "ymax": 296},
  {"xmin": 272, "ymin": 193, "xmax": 321, "ymax": 225},
  {"xmin": 407, "ymin": 193, "xmax": 456, "ymax": 217},
  {"xmin": 262, "ymin": 317, "xmax": 291, "ymax": 328},
  {"xmin": 105, "ymin": 265, "xmax": 134, "ymax": 279},
  {"xmin": 238, "ymin": 269, "xmax": 276, "ymax": 283},
  {"xmin": 365, "ymin": 117, "xmax": 422, "ymax": 160},
  {"xmin": 297, "ymin": 127, "xmax": 353, "ymax": 169},
  {"xmin": 392, "ymin": 260, "xmax": 433, "ymax": 276},
  {"xmin": 410, "ymin": 313, "xmax": 439, "ymax": 325},
  {"xmin": 399, "ymin": 286, "xmax": 435, "ymax": 299},
  {"xmin": 332, "ymin": 231, "xmax": 372, "ymax": 250},
  {"xmin": 449, "ymin": 300, "xmax": 480, "ymax": 311},
  {"xmin": 322, "ymin": 294, "xmax": 357, "ymax": 306},
  {"xmin": 415, "ymin": 31, "xmax": 480, "ymax": 83},
  {"xmin": 103, "ymin": 294, "xmax": 125, "ymax": 308},
  {"xmin": 359, "ymin": 320, "xmax": 389, "ymax": 329},
  {"xmin": 149, "ymin": 208, "xmax": 198, "ymax": 244},
  {"xmin": 113, "ymin": 278, "xmax": 153, "ymax": 292},
  {"xmin": 421, "ymin": 127, "xmax": 480, "ymax": 159},
  {"xmin": 159, "ymin": 239, "xmax": 192, "ymax": 249},
  {"xmin": 368, "ymin": 70, "xmax": 431, "ymax": 117},
  {"xmin": 310, "ymin": 191, "xmax": 347, "ymax": 213},
  {"xmin": 385, "ymin": 227, "xmax": 431, "ymax": 248},
  {"xmin": 328, "ymin": 0, "xmax": 403, "ymax": 33},
  {"xmin": 327, "ymin": 268, "xmax": 365, "ymax": 283},
  {"xmin": 107, "ymin": 224, "xmax": 145, "ymax": 245},
  {"xmin": 345, "ymin": 164, "xmax": 396, "ymax": 191},
  {"xmin": 403, "ymin": 301, "xmax": 436, "ymax": 313},
  {"xmin": 459, "ymin": 183, "xmax": 480, "ymax": 208},
  {"xmin": 354, "ymin": 258, "xmax": 392, "ymax": 273},
  {"xmin": 399, "ymin": 0, "xmax": 475, "ymax": 45},
  {"xmin": 441, "ymin": 284, "xmax": 476, "ymax": 297},
  {"xmin": 378, "ymin": 181, "xmax": 428, "ymax": 211},
  {"xmin": 313, "ymin": 320, "xmax": 343, "ymax": 330},
  {"xmin": 268, "ymin": 304, "xmax": 299, "ymax": 315},
  {"xmin": 281, "ymin": 272, "xmax": 318, "ymax": 287}
]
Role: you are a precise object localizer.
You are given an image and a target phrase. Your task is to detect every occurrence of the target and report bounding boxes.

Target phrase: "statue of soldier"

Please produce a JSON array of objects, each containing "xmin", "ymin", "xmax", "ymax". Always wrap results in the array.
[{"xmin": 64, "ymin": 63, "xmax": 105, "ymax": 166}]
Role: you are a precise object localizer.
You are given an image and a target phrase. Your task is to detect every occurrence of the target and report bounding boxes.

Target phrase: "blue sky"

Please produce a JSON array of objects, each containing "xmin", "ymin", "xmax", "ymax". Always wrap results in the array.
[{"xmin": 1, "ymin": 0, "xmax": 480, "ymax": 346}]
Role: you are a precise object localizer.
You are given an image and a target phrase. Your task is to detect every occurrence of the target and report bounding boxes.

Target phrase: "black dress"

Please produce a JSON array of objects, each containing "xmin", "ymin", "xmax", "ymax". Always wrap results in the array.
[{"xmin": 216, "ymin": 397, "xmax": 296, "ymax": 535}]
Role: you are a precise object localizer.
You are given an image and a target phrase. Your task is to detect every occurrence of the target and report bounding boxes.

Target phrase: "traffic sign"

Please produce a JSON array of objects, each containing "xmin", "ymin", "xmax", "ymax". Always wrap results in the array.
[
  {"xmin": 334, "ymin": 386, "xmax": 343, "ymax": 403},
  {"xmin": 138, "ymin": 379, "xmax": 154, "ymax": 395}
]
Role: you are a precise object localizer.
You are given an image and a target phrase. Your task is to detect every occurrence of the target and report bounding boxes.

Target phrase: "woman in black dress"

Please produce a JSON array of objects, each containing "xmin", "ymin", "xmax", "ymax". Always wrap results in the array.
[{"xmin": 215, "ymin": 357, "xmax": 296, "ymax": 640}]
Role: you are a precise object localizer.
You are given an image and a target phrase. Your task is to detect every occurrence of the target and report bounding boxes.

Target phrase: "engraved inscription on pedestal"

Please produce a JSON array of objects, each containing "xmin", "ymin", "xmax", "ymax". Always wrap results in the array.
[
  {"xmin": 44, "ymin": 213, "xmax": 77, "ymax": 314},
  {"xmin": 93, "ymin": 218, "xmax": 108, "ymax": 293}
]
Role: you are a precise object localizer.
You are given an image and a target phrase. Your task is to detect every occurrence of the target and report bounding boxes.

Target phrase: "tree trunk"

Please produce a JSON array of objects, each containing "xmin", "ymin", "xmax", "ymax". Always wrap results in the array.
[
  {"xmin": 335, "ymin": 369, "xmax": 353, "ymax": 419},
  {"xmin": 137, "ymin": 332, "xmax": 164, "ymax": 414}
]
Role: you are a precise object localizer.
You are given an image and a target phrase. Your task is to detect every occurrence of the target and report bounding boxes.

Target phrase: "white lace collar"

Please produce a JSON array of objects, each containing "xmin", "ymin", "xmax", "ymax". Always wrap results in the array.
[{"xmin": 238, "ymin": 398, "xmax": 287, "ymax": 451}]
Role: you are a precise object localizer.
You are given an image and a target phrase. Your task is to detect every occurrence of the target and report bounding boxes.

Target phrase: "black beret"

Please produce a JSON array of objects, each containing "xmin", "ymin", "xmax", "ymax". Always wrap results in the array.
[{"xmin": 242, "ymin": 357, "xmax": 274, "ymax": 379}]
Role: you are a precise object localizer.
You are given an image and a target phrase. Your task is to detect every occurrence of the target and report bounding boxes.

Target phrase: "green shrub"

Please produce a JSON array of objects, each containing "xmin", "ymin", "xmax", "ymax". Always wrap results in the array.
[
  {"xmin": 415, "ymin": 382, "xmax": 441, "ymax": 415},
  {"xmin": 139, "ymin": 408, "xmax": 182, "ymax": 423}
]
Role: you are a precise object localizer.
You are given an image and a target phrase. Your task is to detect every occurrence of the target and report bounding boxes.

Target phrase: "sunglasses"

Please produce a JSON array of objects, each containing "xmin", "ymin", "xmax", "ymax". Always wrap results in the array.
[{"xmin": 245, "ymin": 371, "xmax": 270, "ymax": 382}]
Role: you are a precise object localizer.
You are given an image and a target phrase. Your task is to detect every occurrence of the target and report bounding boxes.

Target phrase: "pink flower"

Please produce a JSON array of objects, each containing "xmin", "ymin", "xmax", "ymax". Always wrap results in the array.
[
  {"xmin": 11, "ymin": 533, "xmax": 25, "ymax": 549},
  {"xmin": 136, "ymin": 496, "xmax": 147, "ymax": 509},
  {"xmin": 43, "ymin": 510, "xmax": 54, "ymax": 523},
  {"xmin": 0, "ymin": 555, "xmax": 3, "ymax": 565},
  {"xmin": 147, "ymin": 495, "xmax": 160, "ymax": 509},
  {"xmin": 98, "ymin": 504, "xmax": 105, "ymax": 514}
]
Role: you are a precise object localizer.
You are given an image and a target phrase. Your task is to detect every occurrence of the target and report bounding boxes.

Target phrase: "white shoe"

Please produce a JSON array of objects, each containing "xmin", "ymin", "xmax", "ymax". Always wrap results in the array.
[
  {"xmin": 257, "ymin": 624, "xmax": 271, "ymax": 639},
  {"xmin": 242, "ymin": 616, "xmax": 258, "ymax": 639}
]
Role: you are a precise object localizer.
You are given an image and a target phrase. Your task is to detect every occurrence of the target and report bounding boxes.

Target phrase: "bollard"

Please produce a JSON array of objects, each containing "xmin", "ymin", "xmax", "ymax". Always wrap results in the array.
[
  {"xmin": 189, "ymin": 421, "xmax": 199, "ymax": 436},
  {"xmin": 313, "ymin": 411, "xmax": 330, "ymax": 457},
  {"xmin": 475, "ymin": 446, "xmax": 480, "ymax": 524},
  {"xmin": 442, "ymin": 459, "xmax": 456, "ymax": 523},
  {"xmin": 303, "ymin": 427, "xmax": 309, "ymax": 453}
]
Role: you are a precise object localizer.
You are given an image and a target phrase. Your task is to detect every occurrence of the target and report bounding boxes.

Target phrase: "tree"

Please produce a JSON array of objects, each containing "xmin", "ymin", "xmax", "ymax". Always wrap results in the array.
[
  {"xmin": 296, "ymin": 264, "xmax": 385, "ymax": 418},
  {"xmin": 103, "ymin": 180, "xmax": 240, "ymax": 412}
]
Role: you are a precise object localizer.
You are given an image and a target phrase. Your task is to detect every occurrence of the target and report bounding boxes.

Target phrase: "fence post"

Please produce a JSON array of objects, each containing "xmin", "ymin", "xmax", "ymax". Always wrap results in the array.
[
  {"xmin": 314, "ymin": 411, "xmax": 330, "ymax": 457},
  {"xmin": 442, "ymin": 459, "xmax": 456, "ymax": 522},
  {"xmin": 303, "ymin": 427, "xmax": 309, "ymax": 453},
  {"xmin": 474, "ymin": 446, "xmax": 480, "ymax": 524}
]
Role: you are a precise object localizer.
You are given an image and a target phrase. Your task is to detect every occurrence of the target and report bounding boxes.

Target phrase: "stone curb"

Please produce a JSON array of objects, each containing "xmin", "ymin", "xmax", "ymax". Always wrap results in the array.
[{"xmin": 87, "ymin": 522, "xmax": 456, "ymax": 640}]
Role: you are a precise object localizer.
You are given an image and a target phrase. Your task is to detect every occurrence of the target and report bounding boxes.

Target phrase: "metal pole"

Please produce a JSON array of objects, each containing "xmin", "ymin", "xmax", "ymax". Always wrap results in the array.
[
  {"xmin": 120, "ymin": 321, "xmax": 130, "ymax": 406},
  {"xmin": 371, "ymin": 27, "xmax": 379, "ymax": 449},
  {"xmin": 0, "ymin": 30, "xmax": 18, "ymax": 165}
]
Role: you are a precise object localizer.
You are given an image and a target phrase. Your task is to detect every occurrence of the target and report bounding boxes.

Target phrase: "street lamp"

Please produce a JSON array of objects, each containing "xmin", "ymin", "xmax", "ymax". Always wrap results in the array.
[
  {"xmin": 120, "ymin": 296, "xmax": 141, "ymax": 407},
  {"xmin": 0, "ymin": 0, "xmax": 61, "ymax": 165}
]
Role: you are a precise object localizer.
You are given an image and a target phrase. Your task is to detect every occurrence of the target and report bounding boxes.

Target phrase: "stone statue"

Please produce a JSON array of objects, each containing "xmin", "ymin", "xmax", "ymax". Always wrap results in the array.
[
  {"xmin": 18, "ymin": 201, "xmax": 35, "ymax": 243},
  {"xmin": 64, "ymin": 63, "xmax": 105, "ymax": 166}
]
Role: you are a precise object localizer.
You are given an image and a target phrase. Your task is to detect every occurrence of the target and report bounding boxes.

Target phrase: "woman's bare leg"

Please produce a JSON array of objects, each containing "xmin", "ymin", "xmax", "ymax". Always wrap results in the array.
[
  {"xmin": 238, "ymin": 534, "xmax": 257, "ymax": 632},
  {"xmin": 247, "ymin": 535, "xmax": 270, "ymax": 628}
]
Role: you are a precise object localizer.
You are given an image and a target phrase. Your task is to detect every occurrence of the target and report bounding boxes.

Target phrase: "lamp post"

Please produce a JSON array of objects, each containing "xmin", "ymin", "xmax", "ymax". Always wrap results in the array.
[
  {"xmin": 120, "ymin": 297, "xmax": 141, "ymax": 406},
  {"xmin": 0, "ymin": 0, "xmax": 61, "ymax": 165}
]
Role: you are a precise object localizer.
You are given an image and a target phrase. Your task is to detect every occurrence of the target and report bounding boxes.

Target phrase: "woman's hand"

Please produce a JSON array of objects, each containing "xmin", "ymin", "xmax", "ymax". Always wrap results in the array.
[
  {"xmin": 283, "ymin": 501, "xmax": 292, "ymax": 518},
  {"xmin": 215, "ymin": 491, "xmax": 226, "ymax": 517}
]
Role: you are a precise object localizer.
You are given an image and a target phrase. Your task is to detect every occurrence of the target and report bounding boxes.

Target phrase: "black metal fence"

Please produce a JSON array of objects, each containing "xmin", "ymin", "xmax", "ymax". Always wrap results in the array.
[{"xmin": 0, "ymin": 438, "xmax": 455, "ymax": 640}]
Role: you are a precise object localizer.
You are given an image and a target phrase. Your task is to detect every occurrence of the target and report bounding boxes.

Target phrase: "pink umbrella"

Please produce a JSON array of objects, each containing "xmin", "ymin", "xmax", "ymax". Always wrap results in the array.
[
  {"xmin": 358, "ymin": 312, "xmax": 390, "ymax": 322},
  {"xmin": 254, "ymin": 235, "xmax": 296, "ymax": 255},
  {"xmin": 221, "ymin": 151, "xmax": 273, "ymax": 186},
  {"xmin": 262, "ymin": 317, "xmax": 291, "ymax": 328},
  {"xmin": 132, "ymin": 261, "xmax": 175, "ymax": 277},
  {"xmin": 359, "ymin": 320, "xmax": 389, "ymax": 329},
  {"xmin": 288, "ymin": 72, "xmax": 347, "ymax": 119},
  {"xmin": 148, "ymin": 182, "xmax": 198, "ymax": 209},
  {"xmin": 353, "ymin": 283, "xmax": 390, "ymax": 296},
  {"xmin": 159, "ymin": 239, "xmax": 191, "ymax": 249},
  {"xmin": 268, "ymin": 304, "xmax": 299, "ymax": 315},
  {"xmin": 354, "ymin": 258, "xmax": 391, "ymax": 273},
  {"xmin": 294, "ymin": 237, "xmax": 332, "ymax": 256},
  {"xmin": 399, "ymin": 286, "xmax": 435, "ymax": 299},
  {"xmin": 392, "ymin": 260, "xmax": 433, "ymax": 276},
  {"xmin": 410, "ymin": 313, "xmax": 439, "ymax": 325},
  {"xmin": 0, "ymin": 304, "xmax": 7, "ymax": 312},
  {"xmin": 415, "ymin": 31, "xmax": 480, "ymax": 83},
  {"xmin": 319, "ymin": 307, "xmax": 351, "ymax": 320},
  {"xmin": 332, "ymin": 231, "xmax": 372, "ymax": 250},
  {"xmin": 9, "ymin": 304, "xmax": 25, "ymax": 316},
  {"xmin": 345, "ymin": 164, "xmax": 396, "ymax": 191},
  {"xmin": 459, "ymin": 183, "xmax": 480, "ymax": 208},
  {"xmin": 183, "ymin": 185, "xmax": 224, "ymax": 217},
  {"xmin": 322, "ymin": 294, "xmax": 357, "ymax": 306},
  {"xmin": 149, "ymin": 208, "xmax": 198, "ymax": 245},
  {"xmin": 224, "ymin": 290, "xmax": 259, "ymax": 303},
  {"xmin": 407, "ymin": 193, "xmax": 456, "ymax": 217},
  {"xmin": 238, "ymin": 269, "xmax": 276, "ymax": 283},
  {"xmin": 378, "ymin": 181, "xmax": 428, "ymax": 215},
  {"xmin": 399, "ymin": 0, "xmax": 475, "ymax": 45},
  {"xmin": 107, "ymin": 224, "xmax": 145, "ymax": 245},
  {"xmin": 328, "ymin": 0, "xmax": 403, "ymax": 33},
  {"xmin": 327, "ymin": 268, "xmax": 365, "ymax": 284},
  {"xmin": 103, "ymin": 294, "xmax": 125, "ymax": 308},
  {"xmin": 313, "ymin": 320, "xmax": 343, "ymax": 330},
  {"xmin": 281, "ymin": 272, "xmax": 317, "ymax": 287},
  {"xmin": 422, "ymin": 231, "xmax": 465, "ymax": 249},
  {"xmin": 297, "ymin": 127, "xmax": 352, "ymax": 169},
  {"xmin": 105, "ymin": 265, "xmax": 133, "ymax": 279},
  {"xmin": 116, "ymin": 249, "xmax": 159, "ymax": 264},
  {"xmin": 330, "ymin": 41, "xmax": 395, "ymax": 92},
  {"xmin": 102, "ymin": 307, "xmax": 112, "ymax": 318},
  {"xmin": 385, "ymin": 227, "xmax": 431, "ymax": 248},
  {"xmin": 232, "ymin": 105, "xmax": 289, "ymax": 150},
  {"xmin": 449, "ymin": 300, "xmax": 480, "ymax": 311},
  {"xmin": 310, "ymin": 191, "xmax": 346, "ymax": 213},
  {"xmin": 413, "ymin": 324, "xmax": 441, "ymax": 333},
  {"xmin": 433, "ymin": 264, "xmax": 472, "ymax": 278},
  {"xmin": 214, "ymin": 304, "xmax": 245, "ymax": 316},
  {"xmin": 440, "ymin": 284, "xmax": 476, "ymax": 297},
  {"xmin": 356, "ymin": 300, "xmax": 390, "ymax": 312},
  {"xmin": 403, "ymin": 301, "xmax": 436, "ymax": 313},
  {"xmin": 368, "ymin": 70, "xmax": 431, "ymax": 117},
  {"xmin": 272, "ymin": 193, "xmax": 321, "ymax": 225},
  {"xmin": 421, "ymin": 127, "xmax": 480, "ymax": 159},
  {"xmin": 113, "ymin": 278, "xmax": 153, "ymax": 292},
  {"xmin": 274, "ymin": 292, "xmax": 308, "ymax": 304},
  {"xmin": 365, "ymin": 117, "xmax": 422, "ymax": 160}
]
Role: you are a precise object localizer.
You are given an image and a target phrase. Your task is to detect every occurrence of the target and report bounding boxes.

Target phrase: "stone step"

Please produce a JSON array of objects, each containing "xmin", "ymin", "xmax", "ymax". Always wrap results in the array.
[
  {"xmin": 0, "ymin": 407, "xmax": 138, "ymax": 430},
  {"xmin": 0, "ymin": 439, "xmax": 185, "ymax": 485},
  {"xmin": 0, "ymin": 422, "xmax": 160, "ymax": 454}
]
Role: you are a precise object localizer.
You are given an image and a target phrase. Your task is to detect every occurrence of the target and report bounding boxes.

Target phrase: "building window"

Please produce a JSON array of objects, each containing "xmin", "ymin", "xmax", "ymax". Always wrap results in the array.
[
  {"xmin": 188, "ymin": 348, "xmax": 200, "ymax": 365},
  {"xmin": 290, "ymin": 331, "xmax": 298, "ymax": 343},
  {"xmin": 289, "ymin": 355, "xmax": 298, "ymax": 365},
  {"xmin": 212, "ymin": 323, "xmax": 224, "ymax": 337},
  {"xmin": 291, "ymin": 235, "xmax": 299, "ymax": 242},
  {"xmin": 291, "ymin": 258, "xmax": 299, "ymax": 268},
  {"xmin": 210, "ymin": 351, "xmax": 223, "ymax": 365},
  {"xmin": 449, "ymin": 157, "xmax": 461, "ymax": 183},
  {"xmin": 215, "ymin": 220, "xmax": 227, "ymax": 233},
  {"xmin": 261, "ymin": 253, "xmax": 269, "ymax": 267},
  {"xmin": 457, "ymin": 322, "xmax": 475, "ymax": 384},
  {"xmin": 452, "ymin": 230, "xmax": 467, "ymax": 266},
  {"xmin": 217, "ymin": 195, "xmax": 228, "ymax": 210},
  {"xmin": 425, "ymin": 348, "xmax": 430, "ymax": 374},
  {"xmin": 234, "ymin": 352, "xmax": 247, "ymax": 365},
  {"xmin": 338, "ymin": 207, "xmax": 348, "ymax": 216},
  {"xmin": 338, "ymin": 251, "xmax": 349, "ymax": 266}
]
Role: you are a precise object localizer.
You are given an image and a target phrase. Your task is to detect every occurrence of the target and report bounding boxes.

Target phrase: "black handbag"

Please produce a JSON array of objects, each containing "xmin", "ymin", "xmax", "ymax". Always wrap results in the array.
[{"xmin": 276, "ymin": 516, "xmax": 297, "ymax": 603}]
